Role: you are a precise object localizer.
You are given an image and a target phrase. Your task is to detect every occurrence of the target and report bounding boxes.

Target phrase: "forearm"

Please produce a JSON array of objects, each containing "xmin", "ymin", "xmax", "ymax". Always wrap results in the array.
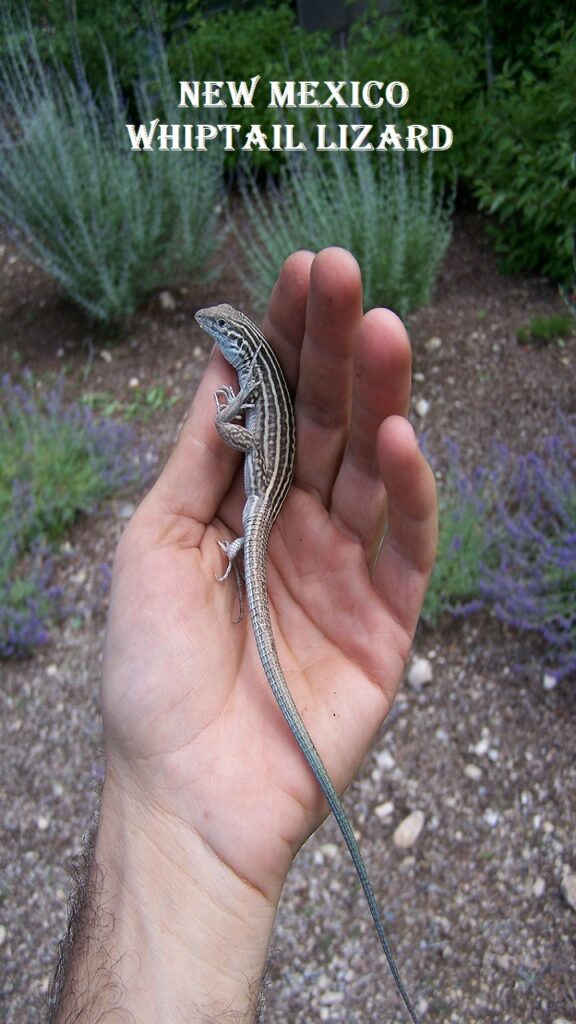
[{"xmin": 50, "ymin": 777, "xmax": 278, "ymax": 1023}]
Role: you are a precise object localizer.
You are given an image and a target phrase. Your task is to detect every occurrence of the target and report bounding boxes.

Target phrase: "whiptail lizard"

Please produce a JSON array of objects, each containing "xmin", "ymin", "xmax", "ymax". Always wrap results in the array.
[{"xmin": 195, "ymin": 302, "xmax": 420, "ymax": 1024}]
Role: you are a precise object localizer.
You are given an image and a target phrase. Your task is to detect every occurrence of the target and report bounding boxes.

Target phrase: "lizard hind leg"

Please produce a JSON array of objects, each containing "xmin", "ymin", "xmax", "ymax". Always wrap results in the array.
[{"xmin": 216, "ymin": 536, "xmax": 245, "ymax": 622}]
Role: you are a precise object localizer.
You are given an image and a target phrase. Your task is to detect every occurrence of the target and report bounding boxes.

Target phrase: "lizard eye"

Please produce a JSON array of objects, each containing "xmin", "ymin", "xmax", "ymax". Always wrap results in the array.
[{"xmin": 217, "ymin": 318, "xmax": 226, "ymax": 329}]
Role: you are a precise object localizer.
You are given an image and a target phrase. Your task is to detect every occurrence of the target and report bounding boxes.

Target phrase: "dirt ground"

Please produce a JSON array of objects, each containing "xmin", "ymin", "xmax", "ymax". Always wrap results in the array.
[{"xmin": 1, "ymin": 213, "xmax": 575, "ymax": 1023}]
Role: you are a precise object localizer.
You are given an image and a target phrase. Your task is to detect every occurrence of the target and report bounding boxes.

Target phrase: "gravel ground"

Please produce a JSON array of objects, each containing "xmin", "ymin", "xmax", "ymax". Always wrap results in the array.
[{"xmin": 1, "ymin": 215, "xmax": 575, "ymax": 1022}]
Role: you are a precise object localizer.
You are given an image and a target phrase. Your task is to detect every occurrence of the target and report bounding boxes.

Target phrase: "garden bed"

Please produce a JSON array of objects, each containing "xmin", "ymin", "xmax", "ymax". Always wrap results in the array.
[{"xmin": 0, "ymin": 213, "xmax": 575, "ymax": 1022}]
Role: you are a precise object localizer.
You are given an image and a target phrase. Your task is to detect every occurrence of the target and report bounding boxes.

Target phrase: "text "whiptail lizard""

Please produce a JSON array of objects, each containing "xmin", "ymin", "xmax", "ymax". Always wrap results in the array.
[{"xmin": 195, "ymin": 302, "xmax": 420, "ymax": 1024}]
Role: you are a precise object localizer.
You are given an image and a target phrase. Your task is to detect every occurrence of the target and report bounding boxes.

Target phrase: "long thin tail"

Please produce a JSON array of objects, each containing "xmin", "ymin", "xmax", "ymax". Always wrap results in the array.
[{"xmin": 247, "ymin": 568, "xmax": 420, "ymax": 1024}]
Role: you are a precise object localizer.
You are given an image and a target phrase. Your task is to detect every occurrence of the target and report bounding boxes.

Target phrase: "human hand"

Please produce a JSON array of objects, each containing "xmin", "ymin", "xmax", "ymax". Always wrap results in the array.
[
  {"xmin": 101, "ymin": 247, "xmax": 436, "ymax": 898},
  {"xmin": 56, "ymin": 248, "xmax": 436, "ymax": 1022}
]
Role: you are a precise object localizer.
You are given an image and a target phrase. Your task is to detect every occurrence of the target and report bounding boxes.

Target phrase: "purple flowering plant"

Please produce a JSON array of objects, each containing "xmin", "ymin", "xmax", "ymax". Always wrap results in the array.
[
  {"xmin": 481, "ymin": 423, "xmax": 576, "ymax": 681},
  {"xmin": 0, "ymin": 370, "xmax": 156, "ymax": 657},
  {"xmin": 423, "ymin": 421, "xmax": 576, "ymax": 681}
]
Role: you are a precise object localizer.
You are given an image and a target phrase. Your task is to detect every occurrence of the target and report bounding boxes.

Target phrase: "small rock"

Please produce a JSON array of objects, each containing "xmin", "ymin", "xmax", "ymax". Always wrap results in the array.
[
  {"xmin": 532, "ymin": 876, "xmax": 546, "ymax": 898},
  {"xmin": 374, "ymin": 749, "xmax": 396, "ymax": 772},
  {"xmin": 393, "ymin": 810, "xmax": 425, "ymax": 849},
  {"xmin": 561, "ymin": 866, "xmax": 576, "ymax": 911},
  {"xmin": 320, "ymin": 991, "xmax": 344, "ymax": 1005},
  {"xmin": 375, "ymin": 800, "xmax": 395, "ymax": 821},
  {"xmin": 128, "ymin": 376, "xmax": 140, "ymax": 388},
  {"xmin": 0, "ymin": 924, "xmax": 6, "ymax": 945},
  {"xmin": 407, "ymin": 657, "xmax": 433, "ymax": 689},
  {"xmin": 319, "ymin": 842, "xmax": 338, "ymax": 861},
  {"xmin": 425, "ymin": 336, "xmax": 442, "ymax": 351},
  {"xmin": 473, "ymin": 736, "xmax": 490, "ymax": 757},
  {"xmin": 193, "ymin": 344, "xmax": 203, "ymax": 358},
  {"xmin": 37, "ymin": 815, "xmax": 50, "ymax": 832},
  {"xmin": 159, "ymin": 290, "xmax": 176, "ymax": 312},
  {"xmin": 99, "ymin": 349, "xmax": 113, "ymax": 363},
  {"xmin": 117, "ymin": 501, "xmax": 136, "ymax": 520},
  {"xmin": 543, "ymin": 672, "xmax": 558, "ymax": 691},
  {"xmin": 484, "ymin": 808, "xmax": 500, "ymax": 827},
  {"xmin": 414, "ymin": 397, "xmax": 430, "ymax": 418},
  {"xmin": 464, "ymin": 763, "xmax": 483, "ymax": 781}
]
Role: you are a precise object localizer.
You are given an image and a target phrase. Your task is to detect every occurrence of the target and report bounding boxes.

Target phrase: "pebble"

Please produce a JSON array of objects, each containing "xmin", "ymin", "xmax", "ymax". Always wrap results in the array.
[
  {"xmin": 0, "ymin": 924, "xmax": 6, "ymax": 945},
  {"xmin": 375, "ymin": 800, "xmax": 395, "ymax": 821},
  {"xmin": 37, "ymin": 815, "xmax": 50, "ymax": 832},
  {"xmin": 393, "ymin": 809, "xmax": 425, "ymax": 848},
  {"xmin": 159, "ymin": 290, "xmax": 176, "ymax": 312},
  {"xmin": 543, "ymin": 672, "xmax": 558, "ymax": 691},
  {"xmin": 484, "ymin": 808, "xmax": 500, "ymax": 827},
  {"xmin": 374, "ymin": 749, "xmax": 396, "ymax": 772},
  {"xmin": 561, "ymin": 866, "xmax": 576, "ymax": 911},
  {"xmin": 407, "ymin": 656, "xmax": 433, "ymax": 689},
  {"xmin": 320, "ymin": 990, "xmax": 344, "ymax": 1005},
  {"xmin": 99, "ymin": 349, "xmax": 113, "ymax": 363},
  {"xmin": 464, "ymin": 763, "xmax": 483, "ymax": 781},
  {"xmin": 425, "ymin": 336, "xmax": 442, "ymax": 351},
  {"xmin": 117, "ymin": 501, "xmax": 136, "ymax": 520},
  {"xmin": 128, "ymin": 376, "xmax": 140, "ymax": 388},
  {"xmin": 414, "ymin": 397, "xmax": 430, "ymax": 418}
]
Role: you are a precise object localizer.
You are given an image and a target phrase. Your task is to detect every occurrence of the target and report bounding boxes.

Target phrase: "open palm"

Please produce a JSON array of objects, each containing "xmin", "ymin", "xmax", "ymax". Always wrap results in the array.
[{"xmin": 100, "ymin": 248, "xmax": 437, "ymax": 904}]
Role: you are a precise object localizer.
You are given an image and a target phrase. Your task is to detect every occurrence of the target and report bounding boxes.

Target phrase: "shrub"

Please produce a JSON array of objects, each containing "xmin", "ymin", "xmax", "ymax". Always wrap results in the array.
[
  {"xmin": 0, "ymin": 489, "xmax": 62, "ymax": 658},
  {"xmin": 0, "ymin": 18, "xmax": 223, "ymax": 324},
  {"xmin": 0, "ymin": 371, "xmax": 156, "ymax": 657},
  {"xmin": 344, "ymin": 14, "xmax": 479, "ymax": 183},
  {"xmin": 236, "ymin": 148, "xmax": 452, "ymax": 317},
  {"xmin": 481, "ymin": 426, "xmax": 576, "ymax": 681},
  {"xmin": 469, "ymin": 22, "xmax": 576, "ymax": 283},
  {"xmin": 169, "ymin": 1, "xmax": 334, "ymax": 173},
  {"xmin": 424, "ymin": 426, "xmax": 576, "ymax": 681},
  {"xmin": 422, "ymin": 445, "xmax": 497, "ymax": 624}
]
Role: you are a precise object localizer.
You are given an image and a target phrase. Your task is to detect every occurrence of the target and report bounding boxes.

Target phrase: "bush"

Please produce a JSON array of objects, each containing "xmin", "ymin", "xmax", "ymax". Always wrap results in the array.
[
  {"xmin": 0, "ymin": 18, "xmax": 223, "ymax": 324},
  {"xmin": 422, "ymin": 444, "xmax": 498, "ymax": 623},
  {"xmin": 344, "ymin": 14, "xmax": 479, "ymax": 184},
  {"xmin": 0, "ymin": 371, "xmax": 156, "ymax": 656},
  {"xmin": 424, "ymin": 426, "xmax": 576, "ymax": 681},
  {"xmin": 469, "ymin": 23, "xmax": 576, "ymax": 283},
  {"xmin": 236, "ymin": 148, "xmax": 452, "ymax": 317},
  {"xmin": 169, "ymin": 1, "xmax": 334, "ymax": 173},
  {"xmin": 481, "ymin": 426, "xmax": 576, "ymax": 681},
  {"xmin": 0, "ymin": 0, "xmax": 173, "ymax": 98}
]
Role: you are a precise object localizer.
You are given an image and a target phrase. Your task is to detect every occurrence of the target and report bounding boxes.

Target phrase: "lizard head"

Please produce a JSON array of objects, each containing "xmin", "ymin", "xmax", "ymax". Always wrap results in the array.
[{"xmin": 195, "ymin": 303, "xmax": 261, "ymax": 372}]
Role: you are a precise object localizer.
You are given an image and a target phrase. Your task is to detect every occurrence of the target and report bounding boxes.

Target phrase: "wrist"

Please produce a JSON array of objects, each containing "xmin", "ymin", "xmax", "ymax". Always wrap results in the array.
[{"xmin": 55, "ymin": 773, "xmax": 277, "ymax": 1022}]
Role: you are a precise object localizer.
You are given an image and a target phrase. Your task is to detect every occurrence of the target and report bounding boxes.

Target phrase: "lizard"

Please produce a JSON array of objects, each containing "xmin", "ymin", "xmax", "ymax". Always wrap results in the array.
[{"xmin": 194, "ymin": 302, "xmax": 420, "ymax": 1024}]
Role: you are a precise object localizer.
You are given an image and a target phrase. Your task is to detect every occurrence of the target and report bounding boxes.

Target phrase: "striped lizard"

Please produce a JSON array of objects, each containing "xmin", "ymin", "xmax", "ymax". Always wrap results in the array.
[{"xmin": 195, "ymin": 303, "xmax": 420, "ymax": 1023}]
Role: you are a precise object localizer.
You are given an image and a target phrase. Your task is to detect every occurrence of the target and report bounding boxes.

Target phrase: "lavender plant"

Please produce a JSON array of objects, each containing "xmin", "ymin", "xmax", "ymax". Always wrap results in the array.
[
  {"xmin": 236, "ymin": 144, "xmax": 452, "ymax": 318},
  {"xmin": 0, "ymin": 18, "xmax": 223, "ymax": 324},
  {"xmin": 0, "ymin": 371, "xmax": 156, "ymax": 657},
  {"xmin": 481, "ymin": 425, "xmax": 576, "ymax": 680},
  {"xmin": 422, "ymin": 443, "xmax": 498, "ymax": 623},
  {"xmin": 425, "ymin": 425, "xmax": 576, "ymax": 681}
]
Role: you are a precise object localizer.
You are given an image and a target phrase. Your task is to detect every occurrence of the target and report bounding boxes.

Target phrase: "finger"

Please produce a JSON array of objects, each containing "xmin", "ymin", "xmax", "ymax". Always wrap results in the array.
[
  {"xmin": 330, "ymin": 308, "xmax": 412, "ymax": 559},
  {"xmin": 141, "ymin": 348, "xmax": 242, "ymax": 528},
  {"xmin": 263, "ymin": 249, "xmax": 315, "ymax": 389},
  {"xmin": 294, "ymin": 247, "xmax": 363, "ymax": 502},
  {"xmin": 373, "ymin": 416, "xmax": 437, "ymax": 635}
]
